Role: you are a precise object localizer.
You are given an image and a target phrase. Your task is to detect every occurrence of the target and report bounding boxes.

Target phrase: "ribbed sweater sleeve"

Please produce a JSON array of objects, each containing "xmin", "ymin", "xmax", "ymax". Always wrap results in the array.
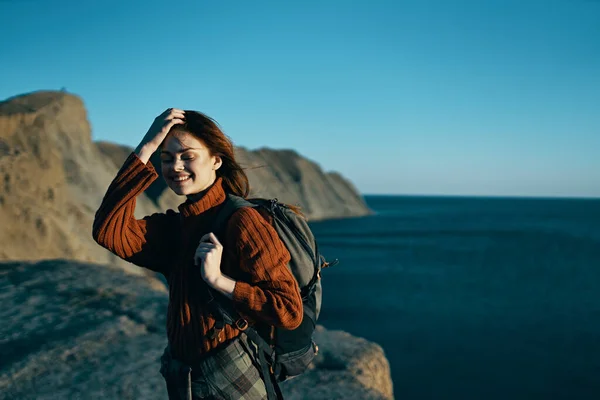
[
  {"xmin": 227, "ymin": 207, "xmax": 303, "ymax": 330},
  {"xmin": 92, "ymin": 152, "xmax": 178, "ymax": 275}
]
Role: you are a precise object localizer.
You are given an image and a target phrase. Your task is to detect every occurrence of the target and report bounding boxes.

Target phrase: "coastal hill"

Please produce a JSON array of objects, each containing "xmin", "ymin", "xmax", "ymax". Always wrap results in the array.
[
  {"xmin": 0, "ymin": 90, "xmax": 371, "ymax": 271},
  {"xmin": 0, "ymin": 91, "xmax": 158, "ymax": 276},
  {"xmin": 95, "ymin": 141, "xmax": 370, "ymax": 221},
  {"xmin": 0, "ymin": 91, "xmax": 391, "ymax": 399}
]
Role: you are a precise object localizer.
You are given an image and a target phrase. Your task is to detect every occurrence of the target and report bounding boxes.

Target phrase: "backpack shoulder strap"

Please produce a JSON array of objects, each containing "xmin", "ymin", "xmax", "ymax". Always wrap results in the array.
[
  {"xmin": 211, "ymin": 194, "xmax": 256, "ymax": 239},
  {"xmin": 208, "ymin": 195, "xmax": 283, "ymax": 399}
]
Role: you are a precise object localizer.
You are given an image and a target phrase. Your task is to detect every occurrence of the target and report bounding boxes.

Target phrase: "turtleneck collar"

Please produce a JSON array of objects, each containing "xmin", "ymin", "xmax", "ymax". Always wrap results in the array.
[{"xmin": 178, "ymin": 177, "xmax": 227, "ymax": 218}]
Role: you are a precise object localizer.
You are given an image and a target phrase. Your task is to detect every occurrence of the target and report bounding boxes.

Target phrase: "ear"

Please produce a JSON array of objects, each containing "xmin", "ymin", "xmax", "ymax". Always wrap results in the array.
[{"xmin": 213, "ymin": 156, "xmax": 223, "ymax": 171}]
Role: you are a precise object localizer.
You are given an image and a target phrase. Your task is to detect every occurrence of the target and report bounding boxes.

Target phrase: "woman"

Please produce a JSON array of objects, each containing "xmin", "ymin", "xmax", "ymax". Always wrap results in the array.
[{"xmin": 93, "ymin": 108, "xmax": 303, "ymax": 399}]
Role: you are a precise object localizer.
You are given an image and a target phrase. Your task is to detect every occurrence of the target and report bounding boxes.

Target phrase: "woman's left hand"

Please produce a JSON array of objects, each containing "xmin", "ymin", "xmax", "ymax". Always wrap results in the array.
[{"xmin": 195, "ymin": 233, "xmax": 223, "ymax": 287}]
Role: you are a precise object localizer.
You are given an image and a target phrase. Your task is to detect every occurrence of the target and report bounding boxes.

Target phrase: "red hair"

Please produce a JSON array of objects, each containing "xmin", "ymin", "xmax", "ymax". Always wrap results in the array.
[{"xmin": 168, "ymin": 111, "xmax": 250, "ymax": 198}]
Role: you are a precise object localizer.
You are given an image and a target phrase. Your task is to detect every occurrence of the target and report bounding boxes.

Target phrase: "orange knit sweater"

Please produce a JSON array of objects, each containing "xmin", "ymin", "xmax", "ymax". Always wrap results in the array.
[{"xmin": 92, "ymin": 153, "xmax": 303, "ymax": 363}]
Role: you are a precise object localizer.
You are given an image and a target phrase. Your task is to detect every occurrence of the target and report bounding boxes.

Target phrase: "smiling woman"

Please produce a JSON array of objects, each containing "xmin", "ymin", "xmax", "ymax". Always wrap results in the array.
[
  {"xmin": 92, "ymin": 109, "xmax": 303, "ymax": 400},
  {"xmin": 159, "ymin": 127, "xmax": 223, "ymax": 197},
  {"xmin": 157, "ymin": 111, "xmax": 250, "ymax": 201}
]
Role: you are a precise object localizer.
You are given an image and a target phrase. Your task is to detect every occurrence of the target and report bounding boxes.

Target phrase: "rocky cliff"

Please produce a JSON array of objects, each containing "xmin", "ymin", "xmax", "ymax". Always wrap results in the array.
[
  {"xmin": 0, "ymin": 91, "xmax": 391, "ymax": 399},
  {"xmin": 95, "ymin": 143, "xmax": 370, "ymax": 221},
  {"xmin": 0, "ymin": 92, "xmax": 160, "ymax": 277},
  {"xmin": 0, "ymin": 259, "xmax": 394, "ymax": 400},
  {"xmin": 236, "ymin": 147, "xmax": 370, "ymax": 221},
  {"xmin": 0, "ymin": 90, "xmax": 371, "ymax": 271}
]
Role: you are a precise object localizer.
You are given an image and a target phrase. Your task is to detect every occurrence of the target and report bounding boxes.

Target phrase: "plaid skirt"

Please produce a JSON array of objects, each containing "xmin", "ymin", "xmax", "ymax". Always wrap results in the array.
[{"xmin": 160, "ymin": 337, "xmax": 268, "ymax": 400}]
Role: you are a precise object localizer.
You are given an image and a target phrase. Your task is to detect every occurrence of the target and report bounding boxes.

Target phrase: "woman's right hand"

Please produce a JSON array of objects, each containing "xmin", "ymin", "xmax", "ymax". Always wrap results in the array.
[{"xmin": 135, "ymin": 108, "xmax": 185, "ymax": 164}]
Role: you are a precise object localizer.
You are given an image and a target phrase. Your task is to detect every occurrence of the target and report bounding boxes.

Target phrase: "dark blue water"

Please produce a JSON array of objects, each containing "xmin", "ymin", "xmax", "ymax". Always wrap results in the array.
[{"xmin": 310, "ymin": 195, "xmax": 600, "ymax": 400}]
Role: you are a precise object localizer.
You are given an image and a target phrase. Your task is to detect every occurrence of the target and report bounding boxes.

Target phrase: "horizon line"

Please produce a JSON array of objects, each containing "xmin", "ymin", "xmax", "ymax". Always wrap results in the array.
[{"xmin": 362, "ymin": 193, "xmax": 600, "ymax": 201}]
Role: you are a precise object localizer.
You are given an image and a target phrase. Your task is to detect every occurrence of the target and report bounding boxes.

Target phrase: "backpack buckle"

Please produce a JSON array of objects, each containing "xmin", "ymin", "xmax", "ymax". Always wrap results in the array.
[
  {"xmin": 208, "ymin": 319, "xmax": 225, "ymax": 340},
  {"xmin": 207, "ymin": 326, "xmax": 222, "ymax": 340},
  {"xmin": 235, "ymin": 318, "xmax": 249, "ymax": 331},
  {"xmin": 269, "ymin": 199, "xmax": 278, "ymax": 214}
]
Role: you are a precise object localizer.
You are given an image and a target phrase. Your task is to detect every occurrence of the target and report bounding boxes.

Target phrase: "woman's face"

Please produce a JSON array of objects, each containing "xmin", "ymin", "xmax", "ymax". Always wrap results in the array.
[{"xmin": 160, "ymin": 132, "xmax": 222, "ymax": 197}]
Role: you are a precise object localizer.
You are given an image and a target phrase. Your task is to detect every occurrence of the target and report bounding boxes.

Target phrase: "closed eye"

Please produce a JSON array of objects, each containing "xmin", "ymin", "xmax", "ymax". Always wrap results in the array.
[{"xmin": 160, "ymin": 149, "xmax": 197, "ymax": 162}]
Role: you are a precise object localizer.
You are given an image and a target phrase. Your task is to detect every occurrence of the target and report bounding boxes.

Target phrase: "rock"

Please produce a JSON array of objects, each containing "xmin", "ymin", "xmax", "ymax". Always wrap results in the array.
[
  {"xmin": 0, "ymin": 90, "xmax": 388, "ymax": 398},
  {"xmin": 0, "ymin": 91, "xmax": 162, "ymax": 277},
  {"xmin": 0, "ymin": 259, "xmax": 168, "ymax": 399},
  {"xmin": 0, "ymin": 89, "xmax": 370, "ymax": 269},
  {"xmin": 236, "ymin": 147, "xmax": 371, "ymax": 221},
  {"xmin": 281, "ymin": 326, "xmax": 394, "ymax": 399},
  {"xmin": 0, "ymin": 259, "xmax": 394, "ymax": 399},
  {"xmin": 96, "ymin": 142, "xmax": 372, "ymax": 221}
]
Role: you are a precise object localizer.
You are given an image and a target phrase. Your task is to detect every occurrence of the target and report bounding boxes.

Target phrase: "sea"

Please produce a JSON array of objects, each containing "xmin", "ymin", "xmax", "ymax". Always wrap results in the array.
[{"xmin": 309, "ymin": 195, "xmax": 600, "ymax": 400}]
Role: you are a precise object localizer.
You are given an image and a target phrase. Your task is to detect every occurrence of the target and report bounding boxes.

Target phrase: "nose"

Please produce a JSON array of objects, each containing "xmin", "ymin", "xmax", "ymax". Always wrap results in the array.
[{"xmin": 172, "ymin": 158, "xmax": 185, "ymax": 172}]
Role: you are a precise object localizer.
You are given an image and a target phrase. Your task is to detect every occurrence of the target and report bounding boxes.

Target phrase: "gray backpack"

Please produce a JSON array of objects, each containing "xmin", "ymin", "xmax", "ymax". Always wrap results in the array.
[{"xmin": 207, "ymin": 195, "xmax": 338, "ymax": 399}]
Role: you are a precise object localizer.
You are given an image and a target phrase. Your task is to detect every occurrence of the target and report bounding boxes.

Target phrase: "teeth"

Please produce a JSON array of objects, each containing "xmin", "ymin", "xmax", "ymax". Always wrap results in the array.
[{"xmin": 173, "ymin": 176, "xmax": 190, "ymax": 182}]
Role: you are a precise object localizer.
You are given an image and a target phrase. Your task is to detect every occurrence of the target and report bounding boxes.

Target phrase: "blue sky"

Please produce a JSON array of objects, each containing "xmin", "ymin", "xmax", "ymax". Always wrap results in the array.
[{"xmin": 1, "ymin": 0, "xmax": 599, "ymax": 197}]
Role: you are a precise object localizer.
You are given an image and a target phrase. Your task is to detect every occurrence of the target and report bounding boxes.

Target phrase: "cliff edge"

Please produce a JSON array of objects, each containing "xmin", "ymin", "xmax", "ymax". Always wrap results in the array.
[
  {"xmin": 0, "ymin": 90, "xmax": 391, "ymax": 399},
  {"xmin": 0, "ymin": 259, "xmax": 394, "ymax": 399}
]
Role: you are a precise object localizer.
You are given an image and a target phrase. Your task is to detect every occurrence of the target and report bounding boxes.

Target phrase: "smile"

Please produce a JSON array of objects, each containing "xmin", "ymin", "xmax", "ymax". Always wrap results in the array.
[{"xmin": 172, "ymin": 176, "xmax": 191, "ymax": 182}]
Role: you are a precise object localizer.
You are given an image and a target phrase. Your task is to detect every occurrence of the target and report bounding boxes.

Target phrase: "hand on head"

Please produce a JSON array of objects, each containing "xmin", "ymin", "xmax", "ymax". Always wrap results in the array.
[{"xmin": 135, "ymin": 108, "xmax": 185, "ymax": 163}]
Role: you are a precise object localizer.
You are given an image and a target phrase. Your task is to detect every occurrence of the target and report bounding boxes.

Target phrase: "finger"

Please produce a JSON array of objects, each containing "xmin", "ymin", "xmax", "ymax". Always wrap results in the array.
[
  {"xmin": 165, "ymin": 119, "xmax": 185, "ymax": 131},
  {"xmin": 169, "ymin": 109, "xmax": 185, "ymax": 118},
  {"xmin": 196, "ymin": 245, "xmax": 215, "ymax": 252},
  {"xmin": 209, "ymin": 232, "xmax": 221, "ymax": 247},
  {"xmin": 164, "ymin": 113, "xmax": 185, "ymax": 122},
  {"xmin": 159, "ymin": 108, "xmax": 184, "ymax": 120},
  {"xmin": 167, "ymin": 110, "xmax": 185, "ymax": 118},
  {"xmin": 200, "ymin": 233, "xmax": 220, "ymax": 245},
  {"xmin": 196, "ymin": 244, "xmax": 214, "ymax": 250}
]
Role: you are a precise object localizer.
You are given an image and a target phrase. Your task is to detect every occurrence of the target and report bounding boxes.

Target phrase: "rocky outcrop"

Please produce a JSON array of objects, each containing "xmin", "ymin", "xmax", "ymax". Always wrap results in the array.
[
  {"xmin": 282, "ymin": 326, "xmax": 394, "ymax": 399},
  {"xmin": 0, "ymin": 90, "xmax": 370, "ymax": 271},
  {"xmin": 0, "ymin": 259, "xmax": 394, "ymax": 399},
  {"xmin": 95, "ymin": 145, "xmax": 371, "ymax": 221},
  {"xmin": 236, "ymin": 147, "xmax": 371, "ymax": 221},
  {"xmin": 0, "ymin": 90, "xmax": 389, "ymax": 399},
  {"xmin": 0, "ymin": 91, "xmax": 160, "ymax": 277}
]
